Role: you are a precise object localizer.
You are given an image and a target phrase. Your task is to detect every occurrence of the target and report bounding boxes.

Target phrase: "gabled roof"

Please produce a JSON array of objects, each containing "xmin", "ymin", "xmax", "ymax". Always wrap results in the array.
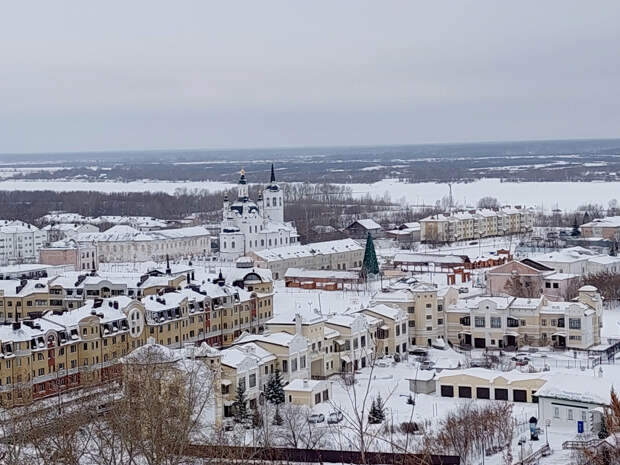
[{"xmin": 520, "ymin": 259, "xmax": 555, "ymax": 272}]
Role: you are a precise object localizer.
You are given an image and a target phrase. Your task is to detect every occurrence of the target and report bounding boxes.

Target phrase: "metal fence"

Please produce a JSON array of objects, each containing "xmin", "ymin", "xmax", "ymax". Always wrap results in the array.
[{"xmin": 185, "ymin": 444, "xmax": 461, "ymax": 464}]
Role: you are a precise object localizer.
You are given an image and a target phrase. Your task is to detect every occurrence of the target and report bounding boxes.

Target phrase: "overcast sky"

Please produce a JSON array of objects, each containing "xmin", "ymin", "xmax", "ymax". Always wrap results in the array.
[{"xmin": 1, "ymin": 1, "xmax": 619, "ymax": 153}]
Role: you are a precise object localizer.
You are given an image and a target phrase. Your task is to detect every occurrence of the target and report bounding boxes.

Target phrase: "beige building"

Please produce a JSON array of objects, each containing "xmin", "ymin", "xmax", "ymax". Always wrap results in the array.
[
  {"xmin": 420, "ymin": 206, "xmax": 534, "ymax": 243},
  {"xmin": 220, "ymin": 342, "xmax": 276, "ymax": 415},
  {"xmin": 284, "ymin": 378, "xmax": 331, "ymax": 407},
  {"xmin": 248, "ymin": 238, "xmax": 364, "ymax": 280},
  {"xmin": 355, "ymin": 304, "xmax": 408, "ymax": 356},
  {"xmin": 266, "ymin": 313, "xmax": 340, "ymax": 379},
  {"xmin": 436, "ymin": 368, "xmax": 549, "ymax": 403},
  {"xmin": 233, "ymin": 331, "xmax": 309, "ymax": 384},
  {"xmin": 445, "ymin": 286, "xmax": 602, "ymax": 350},
  {"xmin": 373, "ymin": 283, "xmax": 446, "ymax": 348},
  {"xmin": 0, "ymin": 296, "xmax": 147, "ymax": 407},
  {"xmin": 325, "ymin": 313, "xmax": 378, "ymax": 372}
]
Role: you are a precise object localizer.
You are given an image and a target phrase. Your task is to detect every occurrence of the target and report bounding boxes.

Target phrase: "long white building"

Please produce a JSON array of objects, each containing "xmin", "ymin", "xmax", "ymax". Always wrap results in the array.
[
  {"xmin": 76, "ymin": 225, "xmax": 212, "ymax": 263},
  {"xmin": 420, "ymin": 206, "xmax": 535, "ymax": 243},
  {"xmin": 0, "ymin": 220, "xmax": 47, "ymax": 265},
  {"xmin": 219, "ymin": 165, "xmax": 299, "ymax": 261}
]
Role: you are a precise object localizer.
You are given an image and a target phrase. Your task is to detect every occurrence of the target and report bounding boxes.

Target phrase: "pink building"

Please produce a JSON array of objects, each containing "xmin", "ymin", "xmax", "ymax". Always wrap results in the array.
[{"xmin": 39, "ymin": 239, "xmax": 98, "ymax": 271}]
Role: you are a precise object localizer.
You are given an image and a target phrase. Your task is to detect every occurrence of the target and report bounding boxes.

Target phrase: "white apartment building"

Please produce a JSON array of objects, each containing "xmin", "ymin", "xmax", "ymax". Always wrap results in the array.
[
  {"xmin": 530, "ymin": 247, "xmax": 620, "ymax": 276},
  {"xmin": 249, "ymin": 238, "xmax": 364, "ymax": 280},
  {"xmin": 76, "ymin": 225, "xmax": 212, "ymax": 263},
  {"xmin": 420, "ymin": 206, "xmax": 535, "ymax": 243},
  {"xmin": 0, "ymin": 220, "xmax": 47, "ymax": 265},
  {"xmin": 219, "ymin": 166, "xmax": 299, "ymax": 261}
]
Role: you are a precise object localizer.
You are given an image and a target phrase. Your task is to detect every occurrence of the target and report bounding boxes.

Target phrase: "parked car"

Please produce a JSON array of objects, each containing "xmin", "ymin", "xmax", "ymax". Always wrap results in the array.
[
  {"xmin": 375, "ymin": 358, "xmax": 391, "ymax": 368},
  {"xmin": 308, "ymin": 413, "xmax": 325, "ymax": 424},
  {"xmin": 95, "ymin": 402, "xmax": 112, "ymax": 416},
  {"xmin": 327, "ymin": 411, "xmax": 344, "ymax": 424},
  {"xmin": 420, "ymin": 360, "xmax": 435, "ymax": 370},
  {"xmin": 458, "ymin": 287, "xmax": 469, "ymax": 294}
]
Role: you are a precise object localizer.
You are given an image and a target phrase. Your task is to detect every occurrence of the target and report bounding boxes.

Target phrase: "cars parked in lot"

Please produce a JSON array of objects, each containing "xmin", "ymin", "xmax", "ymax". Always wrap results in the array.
[
  {"xmin": 308, "ymin": 413, "xmax": 325, "ymax": 424},
  {"xmin": 458, "ymin": 287, "xmax": 469, "ymax": 294},
  {"xmin": 327, "ymin": 411, "xmax": 344, "ymax": 424}
]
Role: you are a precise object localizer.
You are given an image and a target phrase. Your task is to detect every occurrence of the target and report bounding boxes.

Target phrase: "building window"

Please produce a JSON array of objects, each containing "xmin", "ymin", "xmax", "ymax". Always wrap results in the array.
[
  {"xmin": 249, "ymin": 374, "xmax": 256, "ymax": 388},
  {"xmin": 567, "ymin": 409, "xmax": 573, "ymax": 420},
  {"xmin": 490, "ymin": 317, "xmax": 501, "ymax": 328},
  {"xmin": 474, "ymin": 317, "xmax": 485, "ymax": 328},
  {"xmin": 569, "ymin": 318, "xmax": 581, "ymax": 330},
  {"xmin": 553, "ymin": 407, "xmax": 560, "ymax": 418}
]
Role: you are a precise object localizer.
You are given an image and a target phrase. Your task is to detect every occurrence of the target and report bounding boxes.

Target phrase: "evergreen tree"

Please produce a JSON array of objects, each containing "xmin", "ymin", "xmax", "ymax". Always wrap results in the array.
[
  {"xmin": 610, "ymin": 242, "xmax": 618, "ymax": 257},
  {"xmin": 375, "ymin": 393, "xmax": 385, "ymax": 422},
  {"xmin": 265, "ymin": 370, "xmax": 285, "ymax": 405},
  {"xmin": 368, "ymin": 399, "xmax": 379, "ymax": 424},
  {"xmin": 571, "ymin": 216, "xmax": 580, "ymax": 237},
  {"xmin": 598, "ymin": 415, "xmax": 608, "ymax": 439},
  {"xmin": 233, "ymin": 384, "xmax": 248, "ymax": 423},
  {"xmin": 361, "ymin": 232, "xmax": 380, "ymax": 278},
  {"xmin": 265, "ymin": 370, "xmax": 285, "ymax": 425},
  {"xmin": 583, "ymin": 211, "xmax": 590, "ymax": 225}
]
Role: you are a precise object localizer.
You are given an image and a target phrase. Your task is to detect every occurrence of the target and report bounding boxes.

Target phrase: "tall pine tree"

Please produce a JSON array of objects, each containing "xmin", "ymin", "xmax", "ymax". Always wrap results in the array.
[
  {"xmin": 361, "ymin": 232, "xmax": 379, "ymax": 278},
  {"xmin": 233, "ymin": 384, "xmax": 248, "ymax": 423}
]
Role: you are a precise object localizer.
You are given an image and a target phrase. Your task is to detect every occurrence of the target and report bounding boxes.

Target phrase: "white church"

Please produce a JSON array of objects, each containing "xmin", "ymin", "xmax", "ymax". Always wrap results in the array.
[{"xmin": 219, "ymin": 165, "xmax": 299, "ymax": 261}]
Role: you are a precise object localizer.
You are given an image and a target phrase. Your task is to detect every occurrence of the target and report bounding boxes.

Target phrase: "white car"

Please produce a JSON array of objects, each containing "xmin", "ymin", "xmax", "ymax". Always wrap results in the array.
[
  {"xmin": 308, "ymin": 413, "xmax": 325, "ymax": 424},
  {"xmin": 375, "ymin": 356, "xmax": 394, "ymax": 367}
]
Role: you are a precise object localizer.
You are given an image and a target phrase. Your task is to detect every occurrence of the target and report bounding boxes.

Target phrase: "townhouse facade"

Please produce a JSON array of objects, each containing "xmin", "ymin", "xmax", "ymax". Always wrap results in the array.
[
  {"xmin": 355, "ymin": 304, "xmax": 408, "ymax": 356},
  {"xmin": 373, "ymin": 283, "xmax": 447, "ymax": 348},
  {"xmin": 0, "ymin": 297, "xmax": 147, "ymax": 407},
  {"xmin": 445, "ymin": 285, "xmax": 602, "ymax": 350},
  {"xmin": 420, "ymin": 206, "xmax": 535, "ymax": 243}
]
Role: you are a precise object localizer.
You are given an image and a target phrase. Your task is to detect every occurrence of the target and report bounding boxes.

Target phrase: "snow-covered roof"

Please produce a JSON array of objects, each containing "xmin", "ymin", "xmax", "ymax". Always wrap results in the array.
[
  {"xmin": 393, "ymin": 253, "xmax": 466, "ymax": 264},
  {"xmin": 76, "ymin": 225, "xmax": 210, "ymax": 243},
  {"xmin": 437, "ymin": 368, "xmax": 550, "ymax": 384},
  {"xmin": 359, "ymin": 304, "xmax": 402, "ymax": 321},
  {"xmin": 251, "ymin": 238, "xmax": 362, "ymax": 262},
  {"xmin": 284, "ymin": 378, "xmax": 324, "ymax": 392},
  {"xmin": 349, "ymin": 219, "xmax": 381, "ymax": 230},
  {"xmin": 535, "ymin": 374, "xmax": 613, "ymax": 405},
  {"xmin": 582, "ymin": 216, "xmax": 620, "ymax": 228},
  {"xmin": 284, "ymin": 268, "xmax": 359, "ymax": 280},
  {"xmin": 220, "ymin": 343, "xmax": 276, "ymax": 368},
  {"xmin": 235, "ymin": 331, "xmax": 298, "ymax": 348},
  {"xmin": 42, "ymin": 298, "xmax": 132, "ymax": 327}
]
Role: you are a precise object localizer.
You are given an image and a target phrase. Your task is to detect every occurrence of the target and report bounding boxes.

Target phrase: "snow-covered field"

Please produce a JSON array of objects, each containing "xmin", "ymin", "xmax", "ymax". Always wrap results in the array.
[
  {"xmin": 1, "ymin": 176, "xmax": 619, "ymax": 210},
  {"xmin": 347, "ymin": 178, "xmax": 620, "ymax": 211}
]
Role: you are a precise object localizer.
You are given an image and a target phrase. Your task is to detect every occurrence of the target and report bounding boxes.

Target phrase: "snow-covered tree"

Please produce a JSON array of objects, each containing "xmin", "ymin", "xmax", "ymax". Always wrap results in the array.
[
  {"xmin": 265, "ymin": 370, "xmax": 285, "ymax": 425},
  {"xmin": 265, "ymin": 370, "xmax": 285, "ymax": 406},
  {"xmin": 233, "ymin": 385, "xmax": 248, "ymax": 423}
]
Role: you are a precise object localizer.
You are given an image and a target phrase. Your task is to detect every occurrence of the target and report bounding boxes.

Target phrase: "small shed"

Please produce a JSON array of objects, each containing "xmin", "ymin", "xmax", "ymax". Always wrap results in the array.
[
  {"xmin": 345, "ymin": 219, "xmax": 382, "ymax": 238},
  {"xmin": 284, "ymin": 379, "xmax": 332, "ymax": 407},
  {"xmin": 407, "ymin": 370, "xmax": 437, "ymax": 394}
]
